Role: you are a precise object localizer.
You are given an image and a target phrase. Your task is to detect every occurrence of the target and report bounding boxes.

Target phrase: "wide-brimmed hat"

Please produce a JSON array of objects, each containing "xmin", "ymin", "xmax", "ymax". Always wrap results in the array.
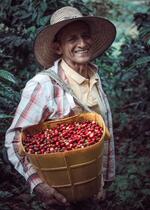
[{"xmin": 34, "ymin": 6, "xmax": 116, "ymax": 68}]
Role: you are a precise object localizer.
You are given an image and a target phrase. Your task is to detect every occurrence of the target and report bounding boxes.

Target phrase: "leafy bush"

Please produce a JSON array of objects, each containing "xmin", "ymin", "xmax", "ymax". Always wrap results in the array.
[
  {"xmin": 96, "ymin": 10, "xmax": 150, "ymax": 210},
  {"xmin": 0, "ymin": 70, "xmax": 20, "ymax": 134}
]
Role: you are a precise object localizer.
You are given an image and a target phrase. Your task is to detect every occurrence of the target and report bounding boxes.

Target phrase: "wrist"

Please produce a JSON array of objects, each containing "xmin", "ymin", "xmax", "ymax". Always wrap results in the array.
[{"xmin": 27, "ymin": 175, "xmax": 43, "ymax": 194}]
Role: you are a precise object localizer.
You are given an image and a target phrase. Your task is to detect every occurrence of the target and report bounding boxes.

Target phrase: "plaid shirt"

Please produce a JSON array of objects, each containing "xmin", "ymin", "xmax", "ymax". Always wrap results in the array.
[{"xmin": 5, "ymin": 59, "xmax": 115, "ymax": 192}]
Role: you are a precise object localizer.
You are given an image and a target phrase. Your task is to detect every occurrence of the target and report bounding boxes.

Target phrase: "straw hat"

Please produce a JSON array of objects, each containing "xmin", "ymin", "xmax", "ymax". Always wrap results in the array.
[{"xmin": 34, "ymin": 6, "xmax": 116, "ymax": 68}]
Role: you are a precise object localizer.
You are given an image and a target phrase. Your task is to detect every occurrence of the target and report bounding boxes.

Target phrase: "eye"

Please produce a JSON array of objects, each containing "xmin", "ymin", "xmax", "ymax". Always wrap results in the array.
[
  {"xmin": 82, "ymin": 33, "xmax": 91, "ymax": 39},
  {"xmin": 67, "ymin": 35, "xmax": 77, "ymax": 42}
]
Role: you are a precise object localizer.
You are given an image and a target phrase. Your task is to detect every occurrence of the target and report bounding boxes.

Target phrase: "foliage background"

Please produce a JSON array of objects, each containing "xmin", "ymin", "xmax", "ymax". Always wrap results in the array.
[{"xmin": 0, "ymin": 0, "xmax": 150, "ymax": 209}]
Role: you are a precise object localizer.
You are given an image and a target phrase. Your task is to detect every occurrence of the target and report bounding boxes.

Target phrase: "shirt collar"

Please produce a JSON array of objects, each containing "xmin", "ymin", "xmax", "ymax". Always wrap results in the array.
[{"xmin": 60, "ymin": 59, "xmax": 99, "ymax": 84}]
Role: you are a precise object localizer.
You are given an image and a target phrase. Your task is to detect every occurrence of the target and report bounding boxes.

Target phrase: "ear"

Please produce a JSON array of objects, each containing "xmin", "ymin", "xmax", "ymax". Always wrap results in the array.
[{"xmin": 53, "ymin": 42, "xmax": 62, "ymax": 55}]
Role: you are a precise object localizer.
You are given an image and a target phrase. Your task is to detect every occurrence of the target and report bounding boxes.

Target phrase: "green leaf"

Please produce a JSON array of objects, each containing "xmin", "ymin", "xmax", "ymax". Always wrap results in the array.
[
  {"xmin": 26, "ymin": 26, "xmax": 36, "ymax": 34},
  {"xmin": 0, "ymin": 70, "xmax": 17, "ymax": 84},
  {"xmin": 39, "ymin": 16, "xmax": 50, "ymax": 26},
  {"xmin": 139, "ymin": 27, "xmax": 150, "ymax": 37},
  {"xmin": 0, "ymin": 190, "xmax": 13, "ymax": 198},
  {"xmin": 116, "ymin": 175, "xmax": 129, "ymax": 190},
  {"xmin": 0, "ymin": 114, "xmax": 13, "ymax": 119},
  {"xmin": 126, "ymin": 56, "xmax": 150, "ymax": 71},
  {"xmin": 40, "ymin": 0, "xmax": 48, "ymax": 13}
]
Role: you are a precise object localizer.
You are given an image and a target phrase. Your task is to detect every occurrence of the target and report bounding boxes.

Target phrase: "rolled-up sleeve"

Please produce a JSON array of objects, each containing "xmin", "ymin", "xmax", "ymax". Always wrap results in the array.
[{"xmin": 5, "ymin": 74, "xmax": 54, "ymax": 192}]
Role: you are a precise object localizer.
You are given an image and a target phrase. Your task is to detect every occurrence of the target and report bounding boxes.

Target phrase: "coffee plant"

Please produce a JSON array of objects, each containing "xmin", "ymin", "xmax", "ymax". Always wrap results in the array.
[{"xmin": 95, "ymin": 9, "xmax": 150, "ymax": 210}]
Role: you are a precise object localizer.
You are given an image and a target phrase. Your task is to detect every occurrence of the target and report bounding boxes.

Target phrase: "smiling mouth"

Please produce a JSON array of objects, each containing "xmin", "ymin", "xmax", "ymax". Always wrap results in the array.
[{"xmin": 75, "ymin": 49, "xmax": 89, "ymax": 54}]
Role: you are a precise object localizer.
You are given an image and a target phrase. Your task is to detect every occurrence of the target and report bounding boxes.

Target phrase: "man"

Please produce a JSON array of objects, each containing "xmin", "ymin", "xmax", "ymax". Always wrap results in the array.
[{"xmin": 5, "ymin": 6, "xmax": 116, "ymax": 206}]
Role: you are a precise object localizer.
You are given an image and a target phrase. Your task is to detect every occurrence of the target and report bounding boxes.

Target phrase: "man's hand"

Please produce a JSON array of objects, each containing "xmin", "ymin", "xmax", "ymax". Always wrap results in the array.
[
  {"xmin": 93, "ymin": 175, "xmax": 105, "ymax": 202},
  {"xmin": 95, "ymin": 187, "xmax": 106, "ymax": 201},
  {"xmin": 34, "ymin": 183, "xmax": 69, "ymax": 206}
]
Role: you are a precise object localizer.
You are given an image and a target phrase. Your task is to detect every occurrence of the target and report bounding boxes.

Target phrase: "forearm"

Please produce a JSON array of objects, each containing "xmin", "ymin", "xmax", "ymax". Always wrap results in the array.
[
  {"xmin": 5, "ymin": 79, "xmax": 47, "ymax": 191},
  {"xmin": 5, "ymin": 128, "xmax": 43, "ymax": 192}
]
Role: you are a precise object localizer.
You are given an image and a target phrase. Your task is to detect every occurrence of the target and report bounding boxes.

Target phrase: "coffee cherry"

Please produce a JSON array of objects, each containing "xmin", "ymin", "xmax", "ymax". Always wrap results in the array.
[{"xmin": 23, "ymin": 120, "xmax": 103, "ymax": 154}]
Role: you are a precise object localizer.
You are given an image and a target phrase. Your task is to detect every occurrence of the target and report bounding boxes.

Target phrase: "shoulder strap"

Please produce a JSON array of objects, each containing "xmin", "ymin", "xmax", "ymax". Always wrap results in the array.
[{"xmin": 41, "ymin": 69, "xmax": 93, "ymax": 113}]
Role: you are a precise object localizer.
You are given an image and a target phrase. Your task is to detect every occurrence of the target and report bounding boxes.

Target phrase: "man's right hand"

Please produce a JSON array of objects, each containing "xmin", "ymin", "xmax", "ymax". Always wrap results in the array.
[{"xmin": 34, "ymin": 183, "xmax": 69, "ymax": 206}]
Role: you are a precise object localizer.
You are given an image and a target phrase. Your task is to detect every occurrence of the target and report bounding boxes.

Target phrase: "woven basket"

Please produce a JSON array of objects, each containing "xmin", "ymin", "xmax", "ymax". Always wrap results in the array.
[{"xmin": 19, "ymin": 112, "xmax": 110, "ymax": 202}]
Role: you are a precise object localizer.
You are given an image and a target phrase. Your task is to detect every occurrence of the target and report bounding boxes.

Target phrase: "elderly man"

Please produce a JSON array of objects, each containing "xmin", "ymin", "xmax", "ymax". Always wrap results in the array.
[{"xmin": 5, "ymin": 6, "xmax": 116, "ymax": 206}]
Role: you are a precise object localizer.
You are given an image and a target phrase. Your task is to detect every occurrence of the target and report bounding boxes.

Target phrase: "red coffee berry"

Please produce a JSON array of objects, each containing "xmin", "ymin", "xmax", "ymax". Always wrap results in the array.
[{"xmin": 23, "ymin": 120, "xmax": 103, "ymax": 154}]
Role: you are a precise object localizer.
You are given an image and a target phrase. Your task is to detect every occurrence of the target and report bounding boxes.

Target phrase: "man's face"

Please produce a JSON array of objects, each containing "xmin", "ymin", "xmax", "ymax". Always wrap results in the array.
[{"xmin": 56, "ymin": 21, "xmax": 93, "ymax": 68}]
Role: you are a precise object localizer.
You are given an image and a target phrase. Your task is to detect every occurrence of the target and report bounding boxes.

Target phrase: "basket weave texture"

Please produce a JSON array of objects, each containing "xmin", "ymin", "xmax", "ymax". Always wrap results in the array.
[{"xmin": 20, "ymin": 112, "xmax": 110, "ymax": 202}]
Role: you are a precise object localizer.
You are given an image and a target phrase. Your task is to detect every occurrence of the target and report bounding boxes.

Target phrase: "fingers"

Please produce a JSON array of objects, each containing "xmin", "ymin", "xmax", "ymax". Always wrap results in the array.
[
  {"xmin": 44, "ymin": 186, "xmax": 67, "ymax": 204},
  {"xmin": 45, "ymin": 198, "xmax": 59, "ymax": 205},
  {"xmin": 44, "ymin": 191, "xmax": 69, "ymax": 207},
  {"xmin": 52, "ymin": 188, "xmax": 67, "ymax": 204},
  {"xmin": 93, "ymin": 188, "xmax": 106, "ymax": 202},
  {"xmin": 34, "ymin": 183, "xmax": 69, "ymax": 206}
]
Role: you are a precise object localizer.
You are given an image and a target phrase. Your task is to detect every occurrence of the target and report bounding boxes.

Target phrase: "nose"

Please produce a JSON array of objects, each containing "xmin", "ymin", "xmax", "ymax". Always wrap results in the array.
[{"xmin": 78, "ymin": 37, "xmax": 87, "ymax": 47}]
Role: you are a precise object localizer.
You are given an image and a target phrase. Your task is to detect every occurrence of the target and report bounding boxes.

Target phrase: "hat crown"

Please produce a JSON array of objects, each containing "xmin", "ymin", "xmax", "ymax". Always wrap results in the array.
[{"xmin": 50, "ymin": 6, "xmax": 83, "ymax": 25}]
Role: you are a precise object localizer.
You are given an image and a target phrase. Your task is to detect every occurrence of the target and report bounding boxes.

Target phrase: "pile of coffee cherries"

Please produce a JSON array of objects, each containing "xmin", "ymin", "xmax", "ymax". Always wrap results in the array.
[{"xmin": 23, "ymin": 120, "xmax": 103, "ymax": 154}]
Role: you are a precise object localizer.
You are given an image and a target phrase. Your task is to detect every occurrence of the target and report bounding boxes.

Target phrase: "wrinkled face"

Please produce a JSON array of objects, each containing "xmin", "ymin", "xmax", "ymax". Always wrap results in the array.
[{"xmin": 55, "ymin": 21, "xmax": 93, "ymax": 68}]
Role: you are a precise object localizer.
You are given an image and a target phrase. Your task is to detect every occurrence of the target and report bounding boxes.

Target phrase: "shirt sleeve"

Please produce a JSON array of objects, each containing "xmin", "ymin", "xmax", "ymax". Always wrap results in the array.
[
  {"xmin": 96, "ymin": 73, "xmax": 116, "ymax": 181},
  {"xmin": 5, "ymin": 75, "xmax": 54, "ymax": 192}
]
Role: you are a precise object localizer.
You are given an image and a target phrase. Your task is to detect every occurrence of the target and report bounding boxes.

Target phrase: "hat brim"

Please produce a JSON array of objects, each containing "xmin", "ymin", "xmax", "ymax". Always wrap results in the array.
[{"xmin": 34, "ymin": 16, "xmax": 116, "ymax": 68}]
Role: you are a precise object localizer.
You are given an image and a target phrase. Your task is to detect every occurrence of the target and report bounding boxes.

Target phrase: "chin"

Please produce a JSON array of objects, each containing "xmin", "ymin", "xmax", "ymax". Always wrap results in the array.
[{"xmin": 76, "ymin": 57, "xmax": 91, "ymax": 64}]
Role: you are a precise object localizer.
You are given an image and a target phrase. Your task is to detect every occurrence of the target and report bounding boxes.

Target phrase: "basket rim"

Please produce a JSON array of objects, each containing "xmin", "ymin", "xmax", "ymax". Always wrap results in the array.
[{"xmin": 20, "ymin": 112, "xmax": 107, "ymax": 156}]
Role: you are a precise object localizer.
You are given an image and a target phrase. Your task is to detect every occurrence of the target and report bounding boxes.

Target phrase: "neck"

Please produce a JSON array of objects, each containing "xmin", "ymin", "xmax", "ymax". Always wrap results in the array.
[{"xmin": 63, "ymin": 59, "xmax": 90, "ymax": 78}]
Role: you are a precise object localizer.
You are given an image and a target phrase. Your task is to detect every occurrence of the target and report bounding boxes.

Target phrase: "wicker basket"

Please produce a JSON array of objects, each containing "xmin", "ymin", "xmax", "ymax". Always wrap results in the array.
[{"xmin": 19, "ymin": 112, "xmax": 110, "ymax": 202}]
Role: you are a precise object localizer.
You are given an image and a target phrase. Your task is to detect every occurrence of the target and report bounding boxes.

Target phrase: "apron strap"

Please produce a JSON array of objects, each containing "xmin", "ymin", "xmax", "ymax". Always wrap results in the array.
[{"xmin": 41, "ymin": 69, "xmax": 93, "ymax": 113}]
